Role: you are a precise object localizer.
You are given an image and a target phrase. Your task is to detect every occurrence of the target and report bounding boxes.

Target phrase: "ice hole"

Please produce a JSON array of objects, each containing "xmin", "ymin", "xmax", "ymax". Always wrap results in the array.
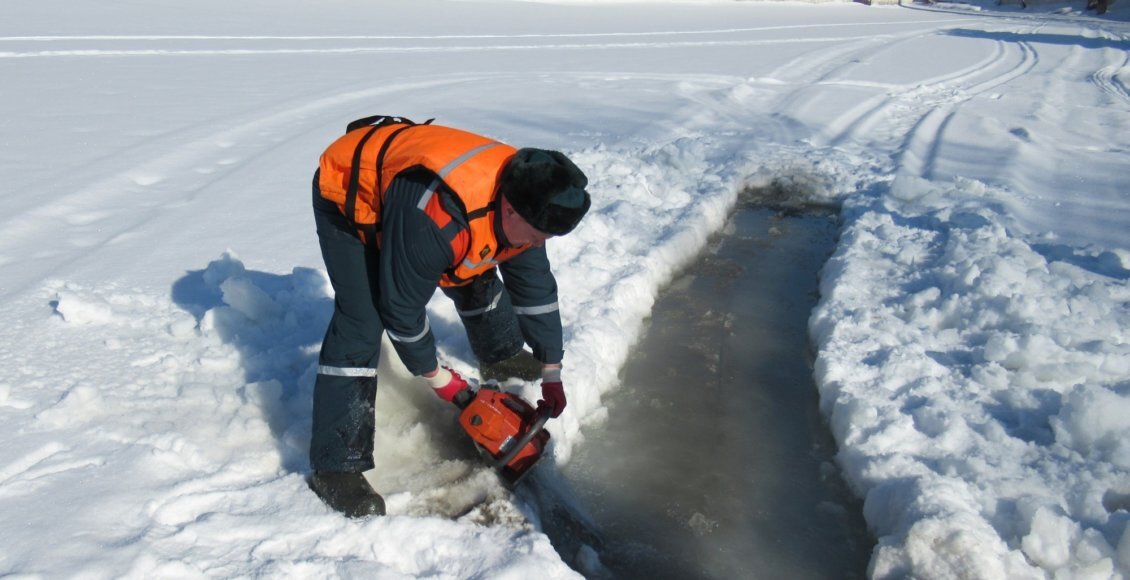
[{"xmin": 542, "ymin": 186, "xmax": 873, "ymax": 579}]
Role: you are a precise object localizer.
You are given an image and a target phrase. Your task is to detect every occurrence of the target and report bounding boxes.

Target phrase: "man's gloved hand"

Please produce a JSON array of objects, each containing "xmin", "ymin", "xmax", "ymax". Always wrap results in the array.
[
  {"xmin": 426, "ymin": 366, "xmax": 471, "ymax": 404},
  {"xmin": 538, "ymin": 366, "xmax": 566, "ymax": 418}
]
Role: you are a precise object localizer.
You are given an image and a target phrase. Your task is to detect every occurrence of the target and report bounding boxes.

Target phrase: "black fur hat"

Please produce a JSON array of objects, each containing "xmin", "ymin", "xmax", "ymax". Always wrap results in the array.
[{"xmin": 498, "ymin": 148, "xmax": 591, "ymax": 236}]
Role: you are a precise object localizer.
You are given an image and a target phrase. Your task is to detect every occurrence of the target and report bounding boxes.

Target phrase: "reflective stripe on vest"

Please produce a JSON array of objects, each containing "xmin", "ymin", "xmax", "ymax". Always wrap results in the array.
[{"xmin": 417, "ymin": 142, "xmax": 504, "ymax": 212}]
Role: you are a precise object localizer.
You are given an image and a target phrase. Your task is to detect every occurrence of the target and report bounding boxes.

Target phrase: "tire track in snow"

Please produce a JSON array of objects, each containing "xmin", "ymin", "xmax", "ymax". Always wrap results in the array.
[
  {"xmin": 0, "ymin": 37, "xmax": 892, "ymax": 59},
  {"xmin": 0, "ymin": 22, "xmax": 976, "ymax": 43},
  {"xmin": 2, "ymin": 84, "xmax": 358, "ymax": 219},
  {"xmin": 810, "ymin": 38, "xmax": 1012, "ymax": 148},
  {"xmin": 0, "ymin": 442, "xmax": 69, "ymax": 493},
  {"xmin": 1090, "ymin": 50, "xmax": 1130, "ymax": 105},
  {"xmin": 960, "ymin": 39, "xmax": 1038, "ymax": 96},
  {"xmin": 893, "ymin": 37, "xmax": 1038, "ymax": 179},
  {"xmin": 819, "ymin": 33, "xmax": 1036, "ymax": 159},
  {"xmin": 992, "ymin": 41, "xmax": 1087, "ymax": 199},
  {"xmin": 764, "ymin": 25, "xmax": 1005, "ymax": 151},
  {"xmin": 766, "ymin": 30, "xmax": 917, "ymax": 87},
  {"xmin": 0, "ymin": 22, "xmax": 973, "ymax": 43},
  {"xmin": 991, "ymin": 31, "xmax": 1130, "ymax": 230},
  {"xmin": 0, "ymin": 20, "xmax": 976, "ymax": 59},
  {"xmin": 756, "ymin": 18, "xmax": 1051, "ymax": 185},
  {"xmin": 0, "ymin": 77, "xmax": 469, "ymax": 301}
]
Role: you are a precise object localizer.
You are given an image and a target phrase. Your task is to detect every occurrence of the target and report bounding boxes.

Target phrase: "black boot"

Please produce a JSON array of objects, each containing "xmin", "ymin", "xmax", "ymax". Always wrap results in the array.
[
  {"xmin": 481, "ymin": 350, "xmax": 543, "ymax": 382},
  {"xmin": 310, "ymin": 472, "xmax": 386, "ymax": 517}
]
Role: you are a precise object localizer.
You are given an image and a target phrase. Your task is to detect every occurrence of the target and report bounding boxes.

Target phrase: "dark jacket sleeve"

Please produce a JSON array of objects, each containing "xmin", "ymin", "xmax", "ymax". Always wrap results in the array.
[
  {"xmin": 498, "ymin": 246, "xmax": 565, "ymax": 365},
  {"xmin": 377, "ymin": 171, "xmax": 453, "ymax": 375}
]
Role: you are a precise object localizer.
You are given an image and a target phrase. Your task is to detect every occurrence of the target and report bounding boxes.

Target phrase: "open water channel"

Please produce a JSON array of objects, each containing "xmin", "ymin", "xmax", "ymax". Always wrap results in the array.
[{"xmin": 538, "ymin": 189, "xmax": 874, "ymax": 579}]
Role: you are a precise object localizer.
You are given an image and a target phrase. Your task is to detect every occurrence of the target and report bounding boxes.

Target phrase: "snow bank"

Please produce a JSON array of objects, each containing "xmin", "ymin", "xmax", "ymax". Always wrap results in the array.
[
  {"xmin": 0, "ymin": 253, "xmax": 575, "ymax": 578},
  {"xmin": 811, "ymin": 175, "xmax": 1130, "ymax": 578}
]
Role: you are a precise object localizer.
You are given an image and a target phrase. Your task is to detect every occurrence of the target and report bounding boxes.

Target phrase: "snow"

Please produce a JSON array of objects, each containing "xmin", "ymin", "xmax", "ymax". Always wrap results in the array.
[{"xmin": 2, "ymin": 0, "xmax": 1128, "ymax": 577}]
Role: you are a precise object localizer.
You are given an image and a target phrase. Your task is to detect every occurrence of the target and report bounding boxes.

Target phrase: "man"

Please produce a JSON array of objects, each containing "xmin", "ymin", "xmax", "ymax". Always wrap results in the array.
[{"xmin": 308, "ymin": 116, "xmax": 591, "ymax": 517}]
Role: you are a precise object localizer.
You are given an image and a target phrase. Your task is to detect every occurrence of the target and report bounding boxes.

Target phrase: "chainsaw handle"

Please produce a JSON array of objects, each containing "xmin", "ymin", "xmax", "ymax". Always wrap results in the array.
[{"xmin": 491, "ymin": 406, "xmax": 552, "ymax": 469}]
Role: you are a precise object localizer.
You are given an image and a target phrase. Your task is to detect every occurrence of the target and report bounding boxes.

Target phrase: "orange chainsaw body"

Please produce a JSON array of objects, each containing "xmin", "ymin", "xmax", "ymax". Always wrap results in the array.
[{"xmin": 458, "ymin": 387, "xmax": 550, "ymax": 484}]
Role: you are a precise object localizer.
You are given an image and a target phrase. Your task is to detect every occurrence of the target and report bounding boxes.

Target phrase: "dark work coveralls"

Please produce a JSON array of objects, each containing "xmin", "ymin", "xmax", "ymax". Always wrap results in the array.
[{"xmin": 309, "ymin": 168, "xmax": 564, "ymax": 473}]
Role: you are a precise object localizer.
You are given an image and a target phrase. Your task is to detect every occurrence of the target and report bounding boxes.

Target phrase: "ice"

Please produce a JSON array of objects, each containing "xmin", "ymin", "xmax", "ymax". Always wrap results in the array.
[{"xmin": 552, "ymin": 206, "xmax": 872, "ymax": 579}]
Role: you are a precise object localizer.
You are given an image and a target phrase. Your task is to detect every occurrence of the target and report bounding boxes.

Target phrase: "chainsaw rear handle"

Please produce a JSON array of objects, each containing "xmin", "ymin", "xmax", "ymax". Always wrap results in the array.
[{"xmin": 490, "ymin": 406, "xmax": 552, "ymax": 470}]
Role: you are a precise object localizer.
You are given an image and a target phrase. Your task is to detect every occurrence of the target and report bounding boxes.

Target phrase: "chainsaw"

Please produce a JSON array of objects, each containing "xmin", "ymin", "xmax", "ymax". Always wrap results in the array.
[{"xmin": 456, "ymin": 383, "xmax": 551, "ymax": 486}]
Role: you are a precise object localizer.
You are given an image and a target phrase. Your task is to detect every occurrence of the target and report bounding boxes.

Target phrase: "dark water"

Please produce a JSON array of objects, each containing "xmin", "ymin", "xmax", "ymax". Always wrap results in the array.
[{"xmin": 539, "ymin": 203, "xmax": 873, "ymax": 579}]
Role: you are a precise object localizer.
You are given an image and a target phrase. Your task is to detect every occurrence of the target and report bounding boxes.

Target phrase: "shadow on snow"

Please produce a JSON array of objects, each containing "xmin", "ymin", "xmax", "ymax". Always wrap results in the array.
[{"xmin": 171, "ymin": 253, "xmax": 332, "ymax": 473}]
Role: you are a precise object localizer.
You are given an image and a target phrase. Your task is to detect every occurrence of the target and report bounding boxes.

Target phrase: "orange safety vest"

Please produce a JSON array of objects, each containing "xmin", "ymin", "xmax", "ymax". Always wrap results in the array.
[{"xmin": 318, "ymin": 116, "xmax": 531, "ymax": 287}]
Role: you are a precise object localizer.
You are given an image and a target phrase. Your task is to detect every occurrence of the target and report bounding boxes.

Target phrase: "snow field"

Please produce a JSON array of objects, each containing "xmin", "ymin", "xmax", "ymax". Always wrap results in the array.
[{"xmin": 1, "ymin": 1, "xmax": 1129, "ymax": 577}]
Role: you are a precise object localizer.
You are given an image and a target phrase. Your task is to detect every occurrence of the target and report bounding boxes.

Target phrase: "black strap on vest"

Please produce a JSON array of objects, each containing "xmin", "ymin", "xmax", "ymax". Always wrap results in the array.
[
  {"xmin": 374, "ymin": 124, "xmax": 417, "ymax": 203},
  {"xmin": 465, "ymin": 207, "xmax": 491, "ymax": 222},
  {"xmin": 344, "ymin": 126, "xmax": 380, "ymax": 231},
  {"xmin": 341, "ymin": 115, "xmax": 435, "ymax": 247},
  {"xmin": 345, "ymin": 115, "xmax": 434, "ymax": 134}
]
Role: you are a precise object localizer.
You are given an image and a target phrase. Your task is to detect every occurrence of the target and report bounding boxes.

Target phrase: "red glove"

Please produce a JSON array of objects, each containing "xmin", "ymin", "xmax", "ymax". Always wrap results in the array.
[
  {"xmin": 538, "ymin": 381, "xmax": 566, "ymax": 418},
  {"xmin": 428, "ymin": 366, "xmax": 470, "ymax": 403}
]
